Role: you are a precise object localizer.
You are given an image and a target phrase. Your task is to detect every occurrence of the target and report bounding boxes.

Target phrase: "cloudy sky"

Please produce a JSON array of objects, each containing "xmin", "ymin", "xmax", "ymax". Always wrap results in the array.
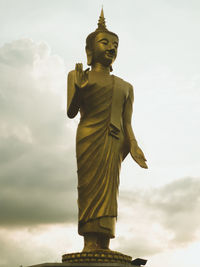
[{"xmin": 0, "ymin": 0, "xmax": 200, "ymax": 267}]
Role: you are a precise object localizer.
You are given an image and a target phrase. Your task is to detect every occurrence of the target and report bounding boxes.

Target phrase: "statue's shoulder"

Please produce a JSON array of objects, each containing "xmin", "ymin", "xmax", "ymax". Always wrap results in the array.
[{"xmin": 113, "ymin": 75, "xmax": 133, "ymax": 90}]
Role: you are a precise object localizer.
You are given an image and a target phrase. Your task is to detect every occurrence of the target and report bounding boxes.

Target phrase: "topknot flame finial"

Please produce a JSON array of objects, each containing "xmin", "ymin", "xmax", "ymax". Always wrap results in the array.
[{"xmin": 96, "ymin": 7, "xmax": 107, "ymax": 31}]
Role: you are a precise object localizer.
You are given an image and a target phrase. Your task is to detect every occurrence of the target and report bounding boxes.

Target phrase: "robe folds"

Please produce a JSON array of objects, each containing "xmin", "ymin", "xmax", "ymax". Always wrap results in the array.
[{"xmin": 67, "ymin": 70, "xmax": 134, "ymax": 238}]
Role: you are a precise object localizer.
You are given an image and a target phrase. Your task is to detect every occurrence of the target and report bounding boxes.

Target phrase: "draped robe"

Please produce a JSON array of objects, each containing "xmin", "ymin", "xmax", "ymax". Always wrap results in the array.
[{"xmin": 67, "ymin": 70, "xmax": 134, "ymax": 238}]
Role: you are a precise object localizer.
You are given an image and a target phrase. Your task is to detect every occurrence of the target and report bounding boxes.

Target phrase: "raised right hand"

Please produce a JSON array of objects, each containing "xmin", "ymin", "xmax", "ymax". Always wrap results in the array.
[{"xmin": 75, "ymin": 63, "xmax": 88, "ymax": 88}]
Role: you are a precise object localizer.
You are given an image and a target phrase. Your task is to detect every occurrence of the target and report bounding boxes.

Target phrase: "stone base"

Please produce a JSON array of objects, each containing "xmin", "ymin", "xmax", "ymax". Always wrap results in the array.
[
  {"xmin": 27, "ymin": 251, "xmax": 147, "ymax": 267},
  {"xmin": 27, "ymin": 262, "xmax": 141, "ymax": 267}
]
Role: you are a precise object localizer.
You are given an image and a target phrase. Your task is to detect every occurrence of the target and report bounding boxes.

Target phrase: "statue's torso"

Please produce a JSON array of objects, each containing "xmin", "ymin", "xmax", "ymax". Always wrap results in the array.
[
  {"xmin": 78, "ymin": 71, "xmax": 130, "ymax": 138},
  {"xmin": 79, "ymin": 71, "xmax": 114, "ymax": 124}
]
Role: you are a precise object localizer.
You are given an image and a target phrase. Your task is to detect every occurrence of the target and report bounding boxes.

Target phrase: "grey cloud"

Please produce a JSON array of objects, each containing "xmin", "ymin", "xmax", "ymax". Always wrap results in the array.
[
  {"xmin": 120, "ymin": 177, "xmax": 200, "ymax": 251},
  {"xmin": 0, "ymin": 39, "xmax": 78, "ymax": 227},
  {"xmin": 0, "ymin": 147, "xmax": 78, "ymax": 226},
  {"xmin": 0, "ymin": 227, "xmax": 62, "ymax": 267},
  {"xmin": 115, "ymin": 235, "xmax": 163, "ymax": 258},
  {"xmin": 149, "ymin": 177, "xmax": 200, "ymax": 245},
  {"xmin": 0, "ymin": 135, "xmax": 31, "ymax": 164}
]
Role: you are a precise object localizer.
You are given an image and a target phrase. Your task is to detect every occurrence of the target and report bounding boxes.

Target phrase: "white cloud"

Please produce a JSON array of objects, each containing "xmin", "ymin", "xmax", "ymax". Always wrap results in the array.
[
  {"xmin": 148, "ymin": 177, "xmax": 200, "ymax": 245},
  {"xmin": 115, "ymin": 176, "xmax": 200, "ymax": 258},
  {"xmin": 0, "ymin": 39, "xmax": 78, "ymax": 227},
  {"xmin": 0, "ymin": 224, "xmax": 83, "ymax": 267}
]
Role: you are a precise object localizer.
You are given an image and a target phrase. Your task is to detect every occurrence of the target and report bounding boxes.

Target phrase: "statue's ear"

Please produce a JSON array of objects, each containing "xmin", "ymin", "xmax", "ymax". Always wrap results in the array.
[{"xmin": 86, "ymin": 47, "xmax": 93, "ymax": 66}]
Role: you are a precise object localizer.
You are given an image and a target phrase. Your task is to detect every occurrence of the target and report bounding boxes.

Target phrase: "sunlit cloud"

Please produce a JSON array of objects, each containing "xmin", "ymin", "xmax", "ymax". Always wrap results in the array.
[{"xmin": 0, "ymin": 39, "xmax": 77, "ymax": 227}]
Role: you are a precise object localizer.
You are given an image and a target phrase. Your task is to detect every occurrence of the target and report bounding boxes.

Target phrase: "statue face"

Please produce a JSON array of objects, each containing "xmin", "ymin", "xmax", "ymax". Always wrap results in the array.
[{"xmin": 92, "ymin": 32, "xmax": 119, "ymax": 67}]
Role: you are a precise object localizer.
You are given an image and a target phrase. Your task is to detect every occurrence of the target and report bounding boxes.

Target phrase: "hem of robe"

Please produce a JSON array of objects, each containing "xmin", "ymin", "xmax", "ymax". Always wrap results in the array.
[{"xmin": 78, "ymin": 216, "xmax": 116, "ymax": 238}]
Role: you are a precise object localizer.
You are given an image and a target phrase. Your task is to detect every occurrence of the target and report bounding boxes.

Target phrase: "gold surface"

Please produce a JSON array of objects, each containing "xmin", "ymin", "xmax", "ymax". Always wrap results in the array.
[
  {"xmin": 67, "ymin": 8, "xmax": 147, "ymax": 252},
  {"xmin": 62, "ymin": 251, "xmax": 132, "ymax": 264}
]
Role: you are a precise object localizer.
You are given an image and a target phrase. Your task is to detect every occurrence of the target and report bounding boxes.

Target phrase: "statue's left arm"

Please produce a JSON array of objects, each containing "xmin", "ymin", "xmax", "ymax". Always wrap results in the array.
[{"xmin": 123, "ymin": 85, "xmax": 148, "ymax": 169}]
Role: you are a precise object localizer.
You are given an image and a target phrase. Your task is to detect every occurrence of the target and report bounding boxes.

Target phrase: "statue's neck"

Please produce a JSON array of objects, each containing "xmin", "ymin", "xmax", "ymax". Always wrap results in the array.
[{"xmin": 91, "ymin": 63, "xmax": 110, "ymax": 75}]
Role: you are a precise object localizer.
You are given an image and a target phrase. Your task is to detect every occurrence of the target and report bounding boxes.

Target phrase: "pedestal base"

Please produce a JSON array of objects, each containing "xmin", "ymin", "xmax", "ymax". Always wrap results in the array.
[
  {"xmin": 27, "ymin": 251, "xmax": 147, "ymax": 267},
  {"xmin": 62, "ymin": 251, "xmax": 132, "ymax": 264},
  {"xmin": 27, "ymin": 262, "xmax": 142, "ymax": 267}
]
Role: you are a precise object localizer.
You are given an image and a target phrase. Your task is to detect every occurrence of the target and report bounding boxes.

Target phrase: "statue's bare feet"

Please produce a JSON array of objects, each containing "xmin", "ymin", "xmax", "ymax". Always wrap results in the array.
[
  {"xmin": 97, "ymin": 233, "xmax": 110, "ymax": 250},
  {"xmin": 82, "ymin": 233, "xmax": 98, "ymax": 252},
  {"xmin": 83, "ymin": 233, "xmax": 110, "ymax": 252}
]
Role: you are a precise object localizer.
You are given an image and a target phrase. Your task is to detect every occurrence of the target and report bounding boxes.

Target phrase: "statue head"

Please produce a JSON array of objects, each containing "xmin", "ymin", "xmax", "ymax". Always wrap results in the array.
[{"xmin": 86, "ymin": 8, "xmax": 119, "ymax": 71}]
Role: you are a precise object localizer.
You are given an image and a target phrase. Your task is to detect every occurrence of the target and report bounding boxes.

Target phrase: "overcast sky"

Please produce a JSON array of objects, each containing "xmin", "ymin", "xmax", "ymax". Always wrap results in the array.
[{"xmin": 0, "ymin": 0, "xmax": 200, "ymax": 267}]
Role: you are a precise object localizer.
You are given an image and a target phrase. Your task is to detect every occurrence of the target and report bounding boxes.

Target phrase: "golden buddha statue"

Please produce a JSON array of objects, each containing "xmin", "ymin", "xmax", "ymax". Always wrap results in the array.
[{"xmin": 67, "ymin": 8, "xmax": 147, "ymax": 252}]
